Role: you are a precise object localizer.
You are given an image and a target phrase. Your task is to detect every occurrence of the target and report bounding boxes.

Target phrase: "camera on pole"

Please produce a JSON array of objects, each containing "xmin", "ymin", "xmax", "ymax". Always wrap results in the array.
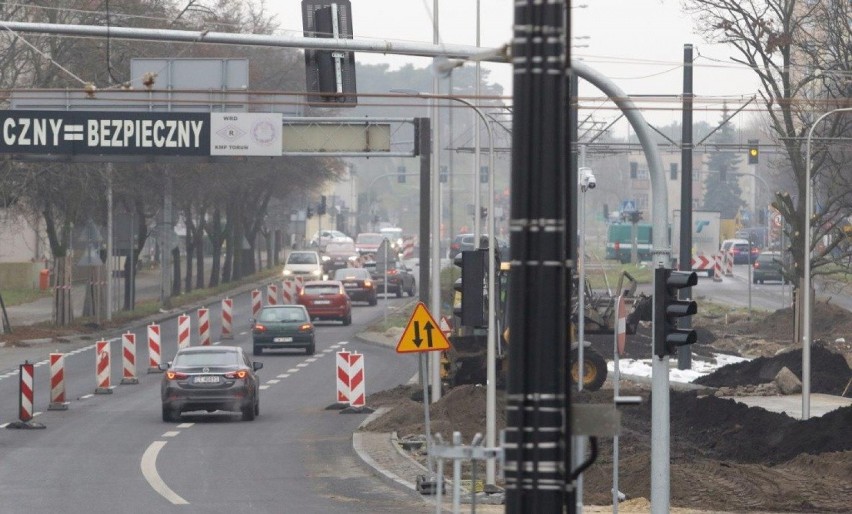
[{"xmin": 653, "ymin": 267, "xmax": 698, "ymax": 358}]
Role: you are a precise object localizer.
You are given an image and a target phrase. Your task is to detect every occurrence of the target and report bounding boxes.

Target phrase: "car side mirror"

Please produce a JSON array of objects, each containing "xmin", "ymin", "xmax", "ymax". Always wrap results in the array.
[
  {"xmin": 158, "ymin": 362, "xmax": 170, "ymax": 371},
  {"xmin": 253, "ymin": 361, "xmax": 264, "ymax": 371}
]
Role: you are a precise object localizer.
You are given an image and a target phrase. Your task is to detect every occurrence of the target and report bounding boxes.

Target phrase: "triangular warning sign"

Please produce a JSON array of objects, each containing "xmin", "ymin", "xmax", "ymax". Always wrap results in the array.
[
  {"xmin": 396, "ymin": 302, "xmax": 452, "ymax": 353},
  {"xmin": 439, "ymin": 316, "xmax": 452, "ymax": 334}
]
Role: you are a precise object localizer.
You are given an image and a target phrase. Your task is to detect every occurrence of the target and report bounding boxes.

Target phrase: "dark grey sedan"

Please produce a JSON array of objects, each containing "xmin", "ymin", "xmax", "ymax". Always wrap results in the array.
[
  {"xmin": 160, "ymin": 346, "xmax": 262, "ymax": 422},
  {"xmin": 251, "ymin": 305, "xmax": 316, "ymax": 355}
]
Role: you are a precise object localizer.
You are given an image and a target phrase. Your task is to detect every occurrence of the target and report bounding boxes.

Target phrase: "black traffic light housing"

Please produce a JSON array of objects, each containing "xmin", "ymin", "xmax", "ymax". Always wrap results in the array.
[
  {"xmin": 306, "ymin": 206, "xmax": 314, "ymax": 218},
  {"xmin": 653, "ymin": 267, "xmax": 698, "ymax": 358},
  {"xmin": 301, "ymin": 0, "xmax": 358, "ymax": 106},
  {"xmin": 453, "ymin": 249, "xmax": 486, "ymax": 327},
  {"xmin": 747, "ymin": 139, "xmax": 759, "ymax": 165},
  {"xmin": 317, "ymin": 195, "xmax": 327, "ymax": 215}
]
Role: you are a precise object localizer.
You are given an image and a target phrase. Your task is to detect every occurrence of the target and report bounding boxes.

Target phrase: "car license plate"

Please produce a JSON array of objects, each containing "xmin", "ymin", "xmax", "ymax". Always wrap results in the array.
[
  {"xmin": 273, "ymin": 337, "xmax": 293, "ymax": 343},
  {"xmin": 314, "ymin": 300, "xmax": 331, "ymax": 305},
  {"xmin": 194, "ymin": 376, "xmax": 220, "ymax": 384},
  {"xmin": 344, "ymin": 283, "xmax": 357, "ymax": 288}
]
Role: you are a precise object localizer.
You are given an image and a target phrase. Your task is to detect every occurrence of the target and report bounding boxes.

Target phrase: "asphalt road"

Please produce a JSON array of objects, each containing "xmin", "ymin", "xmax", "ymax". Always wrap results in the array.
[{"xmin": 0, "ymin": 288, "xmax": 429, "ymax": 513}]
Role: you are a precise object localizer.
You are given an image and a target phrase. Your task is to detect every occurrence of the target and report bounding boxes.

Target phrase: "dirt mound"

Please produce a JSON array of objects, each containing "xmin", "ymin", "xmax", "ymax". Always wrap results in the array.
[{"xmin": 694, "ymin": 344, "xmax": 851, "ymax": 394}]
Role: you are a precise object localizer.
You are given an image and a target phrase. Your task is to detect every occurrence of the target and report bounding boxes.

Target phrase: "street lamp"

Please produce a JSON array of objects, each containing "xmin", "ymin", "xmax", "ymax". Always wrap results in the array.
[
  {"xmin": 803, "ymin": 106, "xmax": 852, "ymax": 420},
  {"xmin": 390, "ymin": 88, "xmax": 498, "ymax": 486}
]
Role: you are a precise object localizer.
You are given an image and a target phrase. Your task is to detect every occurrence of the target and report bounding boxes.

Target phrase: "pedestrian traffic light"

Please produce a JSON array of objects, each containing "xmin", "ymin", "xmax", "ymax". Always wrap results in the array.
[
  {"xmin": 398, "ymin": 166, "xmax": 406, "ymax": 184},
  {"xmin": 747, "ymin": 139, "xmax": 759, "ymax": 165},
  {"xmin": 317, "ymin": 195, "xmax": 327, "ymax": 215},
  {"xmin": 653, "ymin": 268, "xmax": 698, "ymax": 358},
  {"xmin": 440, "ymin": 165, "xmax": 448, "ymax": 184},
  {"xmin": 480, "ymin": 165, "xmax": 489, "ymax": 184},
  {"xmin": 453, "ymin": 249, "xmax": 486, "ymax": 327}
]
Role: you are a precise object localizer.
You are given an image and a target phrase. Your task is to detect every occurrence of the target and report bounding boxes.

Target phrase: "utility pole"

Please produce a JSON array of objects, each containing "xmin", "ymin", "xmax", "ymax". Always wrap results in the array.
[{"xmin": 678, "ymin": 44, "xmax": 694, "ymax": 370}]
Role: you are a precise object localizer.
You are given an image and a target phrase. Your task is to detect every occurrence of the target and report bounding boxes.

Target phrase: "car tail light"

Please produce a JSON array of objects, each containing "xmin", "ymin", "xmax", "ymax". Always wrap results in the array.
[
  {"xmin": 754, "ymin": 262, "xmax": 760, "ymax": 269},
  {"xmin": 253, "ymin": 323, "xmax": 266, "ymax": 333},
  {"xmin": 364, "ymin": 279, "xmax": 372, "ymax": 287},
  {"xmin": 451, "ymin": 243, "xmax": 460, "ymax": 250},
  {"xmin": 166, "ymin": 370, "xmax": 188, "ymax": 380},
  {"xmin": 387, "ymin": 269, "xmax": 398, "ymax": 275},
  {"xmin": 299, "ymin": 323, "xmax": 313, "ymax": 332},
  {"xmin": 225, "ymin": 370, "xmax": 249, "ymax": 379}
]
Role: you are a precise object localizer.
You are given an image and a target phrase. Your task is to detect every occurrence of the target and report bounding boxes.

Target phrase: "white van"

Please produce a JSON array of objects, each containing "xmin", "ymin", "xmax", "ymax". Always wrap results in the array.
[{"xmin": 282, "ymin": 251, "xmax": 324, "ymax": 279}]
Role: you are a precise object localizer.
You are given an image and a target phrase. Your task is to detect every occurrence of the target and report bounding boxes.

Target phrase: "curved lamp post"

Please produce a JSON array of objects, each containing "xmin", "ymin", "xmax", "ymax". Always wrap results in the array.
[
  {"xmin": 390, "ymin": 89, "xmax": 497, "ymax": 486},
  {"xmin": 802, "ymin": 107, "xmax": 852, "ymax": 420}
]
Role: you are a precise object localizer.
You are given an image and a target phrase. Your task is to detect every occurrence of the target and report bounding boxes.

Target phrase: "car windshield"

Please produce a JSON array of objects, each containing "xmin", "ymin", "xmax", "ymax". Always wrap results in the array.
[
  {"xmin": 303, "ymin": 284, "xmax": 341, "ymax": 295},
  {"xmin": 173, "ymin": 350, "xmax": 240, "ymax": 367},
  {"xmin": 357, "ymin": 234, "xmax": 384, "ymax": 244},
  {"xmin": 258, "ymin": 307, "xmax": 307, "ymax": 323},
  {"xmin": 334, "ymin": 268, "xmax": 369, "ymax": 280},
  {"xmin": 326, "ymin": 243, "xmax": 355, "ymax": 253},
  {"xmin": 288, "ymin": 252, "xmax": 318, "ymax": 264}
]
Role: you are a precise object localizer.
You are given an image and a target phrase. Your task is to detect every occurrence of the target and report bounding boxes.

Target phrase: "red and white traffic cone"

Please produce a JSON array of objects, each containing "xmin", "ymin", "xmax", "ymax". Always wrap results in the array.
[
  {"xmin": 19, "ymin": 361, "xmax": 34, "ymax": 421},
  {"xmin": 281, "ymin": 280, "xmax": 296, "ymax": 304},
  {"xmin": 221, "ymin": 298, "xmax": 233, "ymax": 339},
  {"xmin": 251, "ymin": 289, "xmax": 262, "ymax": 318},
  {"xmin": 95, "ymin": 340, "xmax": 113, "ymax": 394},
  {"xmin": 328, "ymin": 350, "xmax": 351, "ymax": 410},
  {"xmin": 147, "ymin": 323, "xmax": 163, "ymax": 373},
  {"xmin": 725, "ymin": 250, "xmax": 734, "ymax": 277},
  {"xmin": 341, "ymin": 352, "xmax": 373, "ymax": 414},
  {"xmin": 178, "ymin": 314, "xmax": 191, "ymax": 350},
  {"xmin": 713, "ymin": 253, "xmax": 723, "ymax": 282},
  {"xmin": 267, "ymin": 284, "xmax": 278, "ymax": 305},
  {"xmin": 197, "ymin": 308, "xmax": 210, "ymax": 346},
  {"xmin": 48, "ymin": 353, "xmax": 69, "ymax": 410},
  {"xmin": 121, "ymin": 331, "xmax": 139, "ymax": 385}
]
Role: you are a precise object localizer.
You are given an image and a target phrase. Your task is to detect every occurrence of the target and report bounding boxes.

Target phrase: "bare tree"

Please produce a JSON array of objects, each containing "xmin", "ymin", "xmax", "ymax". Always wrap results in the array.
[{"xmin": 683, "ymin": 0, "xmax": 852, "ymax": 284}]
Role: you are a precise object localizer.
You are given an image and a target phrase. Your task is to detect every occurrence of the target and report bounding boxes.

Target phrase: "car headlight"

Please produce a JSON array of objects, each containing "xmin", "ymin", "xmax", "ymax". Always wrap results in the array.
[
  {"xmin": 312, "ymin": 269, "xmax": 322, "ymax": 276},
  {"xmin": 283, "ymin": 269, "xmax": 292, "ymax": 276},
  {"xmin": 321, "ymin": 256, "xmax": 330, "ymax": 262}
]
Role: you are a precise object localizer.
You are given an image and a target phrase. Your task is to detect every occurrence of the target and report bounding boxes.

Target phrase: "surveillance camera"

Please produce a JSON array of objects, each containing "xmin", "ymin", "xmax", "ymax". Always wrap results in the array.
[{"xmin": 586, "ymin": 176, "xmax": 596, "ymax": 189}]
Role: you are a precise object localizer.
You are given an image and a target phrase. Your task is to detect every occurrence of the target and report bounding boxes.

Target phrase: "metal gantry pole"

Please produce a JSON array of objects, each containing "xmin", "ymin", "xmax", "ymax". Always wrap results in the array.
[{"xmin": 430, "ymin": 0, "xmax": 443, "ymax": 404}]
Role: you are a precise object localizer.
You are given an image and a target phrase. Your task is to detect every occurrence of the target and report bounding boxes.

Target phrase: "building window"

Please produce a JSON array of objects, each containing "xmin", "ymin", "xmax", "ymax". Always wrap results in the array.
[
  {"xmin": 630, "ymin": 161, "xmax": 638, "ymax": 179},
  {"xmin": 670, "ymin": 163, "xmax": 678, "ymax": 180}
]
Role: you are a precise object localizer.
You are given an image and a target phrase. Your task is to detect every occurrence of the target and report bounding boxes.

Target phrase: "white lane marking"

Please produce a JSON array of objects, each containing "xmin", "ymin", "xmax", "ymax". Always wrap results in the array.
[
  {"xmin": 296, "ymin": 363, "xmax": 309, "ymax": 368},
  {"xmin": 162, "ymin": 431, "xmax": 180, "ymax": 438},
  {"xmin": 277, "ymin": 374, "xmax": 290, "ymax": 379},
  {"xmin": 306, "ymin": 358, "xmax": 317, "ymax": 363},
  {"xmin": 322, "ymin": 349, "xmax": 333, "ymax": 353},
  {"xmin": 213, "ymin": 341, "xmax": 221, "ymax": 346},
  {"xmin": 266, "ymin": 379, "xmax": 280, "ymax": 384},
  {"xmin": 80, "ymin": 394, "xmax": 94, "ymax": 400},
  {"xmin": 177, "ymin": 423, "xmax": 194, "ymax": 429},
  {"xmin": 33, "ymin": 412, "xmax": 42, "ymax": 417},
  {"xmin": 339, "ymin": 341, "xmax": 349, "ymax": 345},
  {"xmin": 141, "ymin": 441, "xmax": 189, "ymax": 505},
  {"xmin": 287, "ymin": 368, "xmax": 300, "ymax": 373},
  {"xmin": 259, "ymin": 385, "xmax": 270, "ymax": 390},
  {"xmin": 0, "ymin": 423, "xmax": 8, "ymax": 428},
  {"xmin": 239, "ymin": 331, "xmax": 247, "ymax": 335}
]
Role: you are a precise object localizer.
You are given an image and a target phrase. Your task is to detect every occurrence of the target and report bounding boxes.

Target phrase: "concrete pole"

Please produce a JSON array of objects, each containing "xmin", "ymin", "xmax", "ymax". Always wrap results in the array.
[{"xmin": 430, "ymin": 0, "xmax": 442, "ymax": 403}]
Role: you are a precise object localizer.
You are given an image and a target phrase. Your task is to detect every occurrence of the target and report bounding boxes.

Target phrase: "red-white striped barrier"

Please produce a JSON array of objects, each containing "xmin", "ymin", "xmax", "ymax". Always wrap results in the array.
[
  {"xmin": 48, "ymin": 353, "xmax": 69, "ymax": 410},
  {"xmin": 95, "ymin": 340, "xmax": 113, "ymax": 394},
  {"xmin": 616, "ymin": 295, "xmax": 627, "ymax": 357},
  {"xmin": 19, "ymin": 361, "xmax": 34, "ymax": 422},
  {"xmin": 402, "ymin": 237, "xmax": 415, "ymax": 259},
  {"xmin": 724, "ymin": 250, "xmax": 734, "ymax": 277},
  {"xmin": 147, "ymin": 324, "xmax": 162, "ymax": 373},
  {"xmin": 221, "ymin": 298, "xmax": 233, "ymax": 339},
  {"xmin": 281, "ymin": 280, "xmax": 297, "ymax": 304},
  {"xmin": 197, "ymin": 308, "xmax": 211, "ymax": 346},
  {"xmin": 335, "ymin": 350, "xmax": 351, "ymax": 406},
  {"xmin": 251, "ymin": 289, "xmax": 262, "ymax": 317},
  {"xmin": 713, "ymin": 253, "xmax": 723, "ymax": 282},
  {"xmin": 348, "ymin": 352, "xmax": 365, "ymax": 409},
  {"xmin": 267, "ymin": 284, "xmax": 278, "ymax": 305},
  {"xmin": 178, "ymin": 314, "xmax": 191, "ymax": 350},
  {"xmin": 121, "ymin": 331, "xmax": 139, "ymax": 385},
  {"xmin": 295, "ymin": 276, "xmax": 305, "ymax": 293}
]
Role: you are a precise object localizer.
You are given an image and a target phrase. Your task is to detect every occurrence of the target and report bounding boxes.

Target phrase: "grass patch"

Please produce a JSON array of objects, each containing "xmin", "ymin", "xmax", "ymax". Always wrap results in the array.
[
  {"xmin": 366, "ymin": 301, "xmax": 417, "ymax": 332},
  {"xmin": 0, "ymin": 288, "xmax": 52, "ymax": 306}
]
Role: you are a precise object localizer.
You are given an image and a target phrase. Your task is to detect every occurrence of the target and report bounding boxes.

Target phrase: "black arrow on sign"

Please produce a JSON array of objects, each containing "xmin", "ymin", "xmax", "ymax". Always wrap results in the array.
[
  {"xmin": 412, "ymin": 321, "xmax": 423, "ymax": 348},
  {"xmin": 424, "ymin": 321, "xmax": 434, "ymax": 348}
]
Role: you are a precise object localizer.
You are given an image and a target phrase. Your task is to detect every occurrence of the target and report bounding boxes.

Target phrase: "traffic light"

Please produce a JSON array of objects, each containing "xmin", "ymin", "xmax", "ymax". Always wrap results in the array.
[
  {"xmin": 480, "ymin": 165, "xmax": 489, "ymax": 184},
  {"xmin": 453, "ymin": 249, "xmax": 486, "ymax": 327},
  {"xmin": 440, "ymin": 165, "xmax": 448, "ymax": 184},
  {"xmin": 480, "ymin": 207, "xmax": 488, "ymax": 219},
  {"xmin": 397, "ymin": 166, "xmax": 406, "ymax": 184},
  {"xmin": 301, "ymin": 1, "xmax": 357, "ymax": 106},
  {"xmin": 306, "ymin": 206, "xmax": 314, "ymax": 218},
  {"xmin": 747, "ymin": 139, "xmax": 759, "ymax": 165},
  {"xmin": 653, "ymin": 267, "xmax": 698, "ymax": 358},
  {"xmin": 317, "ymin": 195, "xmax": 327, "ymax": 215}
]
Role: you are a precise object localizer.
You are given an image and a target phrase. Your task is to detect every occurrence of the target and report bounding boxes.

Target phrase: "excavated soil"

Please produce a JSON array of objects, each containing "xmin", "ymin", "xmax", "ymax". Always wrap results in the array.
[{"xmin": 364, "ymin": 301, "xmax": 852, "ymax": 512}]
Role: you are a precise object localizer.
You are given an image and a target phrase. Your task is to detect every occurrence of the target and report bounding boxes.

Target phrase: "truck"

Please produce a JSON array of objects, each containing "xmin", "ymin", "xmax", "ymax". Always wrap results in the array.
[{"xmin": 671, "ymin": 210, "xmax": 721, "ymax": 277}]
